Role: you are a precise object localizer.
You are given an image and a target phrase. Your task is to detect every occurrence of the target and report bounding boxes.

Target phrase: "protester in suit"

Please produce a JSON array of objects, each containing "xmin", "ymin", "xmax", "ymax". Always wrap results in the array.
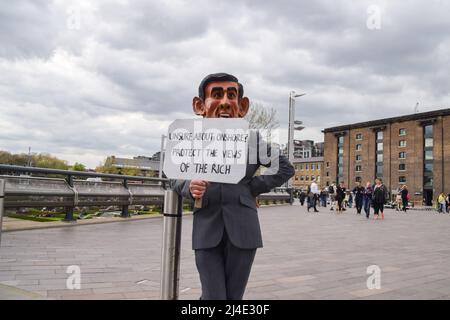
[{"xmin": 173, "ymin": 73, "xmax": 295, "ymax": 300}]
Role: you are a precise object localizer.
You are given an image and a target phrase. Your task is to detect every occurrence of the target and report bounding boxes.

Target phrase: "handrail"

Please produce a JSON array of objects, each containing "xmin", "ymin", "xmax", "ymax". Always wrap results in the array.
[{"xmin": 0, "ymin": 164, "xmax": 169, "ymax": 183}]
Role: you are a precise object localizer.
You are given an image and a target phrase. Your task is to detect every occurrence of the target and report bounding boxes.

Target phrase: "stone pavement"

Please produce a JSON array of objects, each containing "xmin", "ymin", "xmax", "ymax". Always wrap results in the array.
[{"xmin": 1, "ymin": 203, "xmax": 450, "ymax": 300}]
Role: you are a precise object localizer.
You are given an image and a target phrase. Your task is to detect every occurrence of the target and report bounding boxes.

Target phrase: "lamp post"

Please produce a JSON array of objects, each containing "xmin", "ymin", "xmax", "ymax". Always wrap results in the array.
[{"xmin": 287, "ymin": 91, "xmax": 306, "ymax": 188}]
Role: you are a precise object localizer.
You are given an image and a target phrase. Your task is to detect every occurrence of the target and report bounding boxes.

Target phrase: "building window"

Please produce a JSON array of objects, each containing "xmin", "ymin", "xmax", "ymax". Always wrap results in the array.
[
  {"xmin": 337, "ymin": 135, "xmax": 345, "ymax": 183},
  {"xmin": 326, "ymin": 171, "xmax": 330, "ymax": 177},
  {"xmin": 311, "ymin": 175, "xmax": 315, "ymax": 181},
  {"xmin": 425, "ymin": 138, "xmax": 433, "ymax": 148},
  {"xmin": 305, "ymin": 176, "xmax": 309, "ymax": 181},
  {"xmin": 377, "ymin": 142, "xmax": 383, "ymax": 151},
  {"xmin": 305, "ymin": 164, "xmax": 309, "ymax": 170},
  {"xmin": 356, "ymin": 144, "xmax": 362, "ymax": 151},
  {"xmin": 375, "ymin": 130, "xmax": 384, "ymax": 178},
  {"xmin": 399, "ymin": 128, "xmax": 406, "ymax": 136},
  {"xmin": 376, "ymin": 164, "xmax": 383, "ymax": 176},
  {"xmin": 377, "ymin": 153, "xmax": 383, "ymax": 162},
  {"xmin": 424, "ymin": 163, "xmax": 433, "ymax": 174},
  {"xmin": 311, "ymin": 164, "xmax": 315, "ymax": 170},
  {"xmin": 399, "ymin": 176, "xmax": 406, "ymax": 183},
  {"xmin": 399, "ymin": 140, "xmax": 406, "ymax": 147},
  {"xmin": 424, "ymin": 125, "xmax": 433, "ymax": 136},
  {"xmin": 356, "ymin": 155, "xmax": 362, "ymax": 161},
  {"xmin": 356, "ymin": 133, "xmax": 362, "ymax": 140},
  {"xmin": 317, "ymin": 176, "xmax": 320, "ymax": 182},
  {"xmin": 399, "ymin": 163, "xmax": 406, "ymax": 171},
  {"xmin": 300, "ymin": 176, "xmax": 304, "ymax": 181},
  {"xmin": 326, "ymin": 162, "xmax": 330, "ymax": 168},
  {"xmin": 425, "ymin": 150, "xmax": 433, "ymax": 160},
  {"xmin": 355, "ymin": 165, "xmax": 362, "ymax": 172},
  {"xmin": 399, "ymin": 152, "xmax": 406, "ymax": 159},
  {"xmin": 355, "ymin": 176, "xmax": 362, "ymax": 183},
  {"xmin": 300, "ymin": 164, "xmax": 303, "ymax": 170},
  {"xmin": 424, "ymin": 176, "xmax": 433, "ymax": 188},
  {"xmin": 318, "ymin": 164, "xmax": 321, "ymax": 170}
]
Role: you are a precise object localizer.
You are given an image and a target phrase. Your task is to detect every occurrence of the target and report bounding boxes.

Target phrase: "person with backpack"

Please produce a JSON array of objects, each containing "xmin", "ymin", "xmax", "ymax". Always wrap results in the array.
[{"xmin": 373, "ymin": 178, "xmax": 387, "ymax": 220}]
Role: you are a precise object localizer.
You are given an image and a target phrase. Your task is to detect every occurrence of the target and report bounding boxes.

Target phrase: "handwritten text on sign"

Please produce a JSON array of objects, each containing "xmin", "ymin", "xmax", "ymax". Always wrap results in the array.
[{"xmin": 163, "ymin": 119, "xmax": 249, "ymax": 184}]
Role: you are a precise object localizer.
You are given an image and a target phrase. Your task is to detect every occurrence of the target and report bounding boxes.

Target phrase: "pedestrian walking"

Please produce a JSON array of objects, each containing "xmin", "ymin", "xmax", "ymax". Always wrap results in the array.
[
  {"xmin": 446, "ymin": 193, "xmax": 450, "ymax": 213},
  {"xmin": 328, "ymin": 182, "xmax": 336, "ymax": 211},
  {"xmin": 352, "ymin": 182, "xmax": 365, "ymax": 214},
  {"xmin": 299, "ymin": 190, "xmax": 306, "ymax": 206},
  {"xmin": 373, "ymin": 178, "xmax": 387, "ymax": 220},
  {"xmin": 335, "ymin": 182, "xmax": 346, "ymax": 213},
  {"xmin": 307, "ymin": 179, "xmax": 319, "ymax": 212},
  {"xmin": 438, "ymin": 193, "xmax": 446, "ymax": 213},
  {"xmin": 400, "ymin": 185, "xmax": 409, "ymax": 212},
  {"xmin": 320, "ymin": 189, "xmax": 327, "ymax": 207},
  {"xmin": 363, "ymin": 182, "xmax": 373, "ymax": 219}
]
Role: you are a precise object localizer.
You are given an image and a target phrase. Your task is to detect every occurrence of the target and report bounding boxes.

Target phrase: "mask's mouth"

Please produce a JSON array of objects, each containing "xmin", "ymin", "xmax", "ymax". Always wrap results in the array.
[{"xmin": 218, "ymin": 113, "xmax": 231, "ymax": 118}]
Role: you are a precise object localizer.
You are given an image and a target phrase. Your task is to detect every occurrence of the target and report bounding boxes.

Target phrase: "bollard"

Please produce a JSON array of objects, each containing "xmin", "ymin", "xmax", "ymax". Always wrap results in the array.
[
  {"xmin": 160, "ymin": 189, "xmax": 183, "ymax": 300},
  {"xmin": 0, "ymin": 179, "xmax": 5, "ymax": 246}
]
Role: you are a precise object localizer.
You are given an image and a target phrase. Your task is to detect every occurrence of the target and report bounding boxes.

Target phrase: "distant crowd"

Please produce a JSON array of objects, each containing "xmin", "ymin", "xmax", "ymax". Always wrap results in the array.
[{"xmin": 295, "ymin": 179, "xmax": 450, "ymax": 219}]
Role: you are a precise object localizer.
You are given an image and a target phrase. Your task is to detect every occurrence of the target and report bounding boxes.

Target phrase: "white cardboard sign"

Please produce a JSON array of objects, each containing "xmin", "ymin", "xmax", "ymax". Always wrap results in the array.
[{"xmin": 163, "ymin": 118, "xmax": 249, "ymax": 184}]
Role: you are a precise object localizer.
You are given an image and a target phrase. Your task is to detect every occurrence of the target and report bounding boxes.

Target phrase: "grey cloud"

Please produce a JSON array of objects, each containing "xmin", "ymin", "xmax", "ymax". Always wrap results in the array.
[{"xmin": 1, "ymin": 0, "xmax": 449, "ymax": 167}]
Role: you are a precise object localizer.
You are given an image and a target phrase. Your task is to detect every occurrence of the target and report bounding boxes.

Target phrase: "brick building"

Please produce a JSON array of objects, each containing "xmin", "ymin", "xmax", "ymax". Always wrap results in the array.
[
  {"xmin": 323, "ymin": 108, "xmax": 450, "ymax": 206},
  {"xmin": 292, "ymin": 157, "xmax": 324, "ymax": 191}
]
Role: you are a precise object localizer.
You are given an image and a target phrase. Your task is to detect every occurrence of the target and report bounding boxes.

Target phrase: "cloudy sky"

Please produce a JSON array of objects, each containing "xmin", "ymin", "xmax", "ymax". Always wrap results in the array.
[{"xmin": 1, "ymin": 0, "xmax": 449, "ymax": 168}]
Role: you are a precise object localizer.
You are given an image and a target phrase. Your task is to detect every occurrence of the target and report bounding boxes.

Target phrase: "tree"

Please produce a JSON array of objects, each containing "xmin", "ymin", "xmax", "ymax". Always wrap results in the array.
[
  {"xmin": 72, "ymin": 162, "xmax": 86, "ymax": 171},
  {"xmin": 0, "ymin": 150, "xmax": 69, "ymax": 169},
  {"xmin": 244, "ymin": 102, "xmax": 279, "ymax": 139},
  {"xmin": 34, "ymin": 153, "xmax": 69, "ymax": 170}
]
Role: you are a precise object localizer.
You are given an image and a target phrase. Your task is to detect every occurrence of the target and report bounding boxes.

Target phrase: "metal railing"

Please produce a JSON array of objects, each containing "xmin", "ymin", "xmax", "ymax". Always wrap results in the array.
[
  {"xmin": 0, "ymin": 164, "xmax": 168, "ymax": 221},
  {"xmin": 0, "ymin": 164, "xmax": 292, "ymax": 300}
]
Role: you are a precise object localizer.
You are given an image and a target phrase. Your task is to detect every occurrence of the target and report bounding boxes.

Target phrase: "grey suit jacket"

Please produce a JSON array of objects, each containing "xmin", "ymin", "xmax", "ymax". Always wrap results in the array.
[{"xmin": 173, "ymin": 130, "xmax": 295, "ymax": 250}]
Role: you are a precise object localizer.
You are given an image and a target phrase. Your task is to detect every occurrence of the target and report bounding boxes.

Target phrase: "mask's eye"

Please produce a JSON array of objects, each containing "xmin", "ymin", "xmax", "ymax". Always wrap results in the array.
[
  {"xmin": 212, "ymin": 90, "xmax": 223, "ymax": 99},
  {"xmin": 228, "ymin": 91, "xmax": 237, "ymax": 99}
]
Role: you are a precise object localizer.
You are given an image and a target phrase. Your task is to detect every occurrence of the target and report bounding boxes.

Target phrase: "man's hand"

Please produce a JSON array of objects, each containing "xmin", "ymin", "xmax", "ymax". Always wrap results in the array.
[
  {"xmin": 255, "ymin": 197, "xmax": 260, "ymax": 208},
  {"xmin": 189, "ymin": 180, "xmax": 209, "ymax": 199}
]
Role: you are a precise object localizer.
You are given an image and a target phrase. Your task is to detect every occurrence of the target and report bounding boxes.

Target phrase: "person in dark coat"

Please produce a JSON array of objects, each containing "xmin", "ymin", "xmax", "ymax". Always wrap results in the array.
[
  {"xmin": 400, "ymin": 184, "xmax": 409, "ymax": 212},
  {"xmin": 372, "ymin": 178, "xmax": 387, "ymax": 220},
  {"xmin": 299, "ymin": 190, "xmax": 306, "ymax": 206},
  {"xmin": 335, "ymin": 181, "xmax": 346, "ymax": 213},
  {"xmin": 363, "ymin": 181, "xmax": 373, "ymax": 219},
  {"xmin": 352, "ymin": 182, "xmax": 365, "ymax": 214}
]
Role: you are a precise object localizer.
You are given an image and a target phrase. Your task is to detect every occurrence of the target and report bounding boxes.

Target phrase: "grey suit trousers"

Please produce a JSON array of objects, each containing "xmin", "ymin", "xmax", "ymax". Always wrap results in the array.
[{"xmin": 195, "ymin": 229, "xmax": 256, "ymax": 300}]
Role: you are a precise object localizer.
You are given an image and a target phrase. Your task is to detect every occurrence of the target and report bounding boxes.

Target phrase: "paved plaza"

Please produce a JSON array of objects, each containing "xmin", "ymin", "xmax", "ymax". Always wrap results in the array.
[{"xmin": 1, "ymin": 203, "xmax": 450, "ymax": 300}]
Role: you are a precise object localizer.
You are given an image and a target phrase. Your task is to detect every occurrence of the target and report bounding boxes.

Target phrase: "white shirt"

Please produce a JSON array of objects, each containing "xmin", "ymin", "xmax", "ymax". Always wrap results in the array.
[{"xmin": 310, "ymin": 182, "xmax": 319, "ymax": 194}]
